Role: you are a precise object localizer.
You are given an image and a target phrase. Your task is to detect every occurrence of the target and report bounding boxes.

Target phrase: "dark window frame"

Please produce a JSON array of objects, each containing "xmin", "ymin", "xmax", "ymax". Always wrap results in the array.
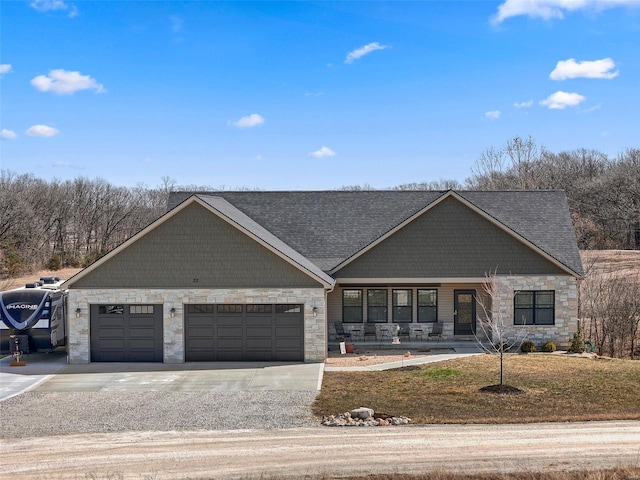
[
  {"xmin": 367, "ymin": 289, "xmax": 388, "ymax": 323},
  {"xmin": 514, "ymin": 290, "xmax": 555, "ymax": 325},
  {"xmin": 417, "ymin": 289, "xmax": 438, "ymax": 323},
  {"xmin": 342, "ymin": 289, "xmax": 363, "ymax": 323},
  {"xmin": 392, "ymin": 289, "xmax": 413, "ymax": 323}
]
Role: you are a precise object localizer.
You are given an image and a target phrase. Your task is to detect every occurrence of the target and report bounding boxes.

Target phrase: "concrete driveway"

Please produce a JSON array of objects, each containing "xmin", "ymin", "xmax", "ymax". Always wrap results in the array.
[{"xmin": 0, "ymin": 352, "xmax": 324, "ymax": 400}]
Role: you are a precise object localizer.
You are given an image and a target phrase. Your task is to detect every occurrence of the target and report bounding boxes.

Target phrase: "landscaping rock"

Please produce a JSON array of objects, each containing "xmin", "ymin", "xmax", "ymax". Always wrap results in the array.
[
  {"xmin": 321, "ymin": 410, "xmax": 411, "ymax": 427},
  {"xmin": 350, "ymin": 407, "xmax": 374, "ymax": 419}
]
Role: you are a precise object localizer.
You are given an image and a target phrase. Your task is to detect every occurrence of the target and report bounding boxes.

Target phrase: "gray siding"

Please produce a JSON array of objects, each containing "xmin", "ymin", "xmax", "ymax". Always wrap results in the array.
[
  {"xmin": 71, "ymin": 203, "xmax": 322, "ymax": 289},
  {"xmin": 334, "ymin": 196, "xmax": 566, "ymax": 278}
]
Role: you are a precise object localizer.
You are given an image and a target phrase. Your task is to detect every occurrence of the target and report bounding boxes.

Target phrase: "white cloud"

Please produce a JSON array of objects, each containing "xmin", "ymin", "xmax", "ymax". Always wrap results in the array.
[
  {"xmin": 0, "ymin": 64, "xmax": 12, "ymax": 77},
  {"xmin": 30, "ymin": 0, "xmax": 78, "ymax": 17},
  {"xmin": 345, "ymin": 42, "xmax": 389, "ymax": 64},
  {"xmin": 550, "ymin": 58, "xmax": 618, "ymax": 80},
  {"xmin": 514, "ymin": 100, "xmax": 534, "ymax": 108},
  {"xmin": 230, "ymin": 113, "xmax": 265, "ymax": 128},
  {"xmin": 485, "ymin": 110, "xmax": 501, "ymax": 119},
  {"xmin": 26, "ymin": 124, "xmax": 60, "ymax": 137},
  {"xmin": 31, "ymin": 69, "xmax": 105, "ymax": 94},
  {"xmin": 0, "ymin": 129, "xmax": 17, "ymax": 139},
  {"xmin": 309, "ymin": 146, "xmax": 336, "ymax": 159},
  {"xmin": 540, "ymin": 91, "xmax": 586, "ymax": 109},
  {"xmin": 52, "ymin": 161, "xmax": 72, "ymax": 167},
  {"xmin": 492, "ymin": 0, "xmax": 640, "ymax": 24}
]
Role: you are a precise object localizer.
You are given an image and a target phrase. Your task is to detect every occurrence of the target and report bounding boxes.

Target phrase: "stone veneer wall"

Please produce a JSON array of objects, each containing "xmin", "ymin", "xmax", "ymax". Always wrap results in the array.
[
  {"xmin": 67, "ymin": 288, "xmax": 327, "ymax": 364},
  {"xmin": 494, "ymin": 275, "xmax": 579, "ymax": 348}
]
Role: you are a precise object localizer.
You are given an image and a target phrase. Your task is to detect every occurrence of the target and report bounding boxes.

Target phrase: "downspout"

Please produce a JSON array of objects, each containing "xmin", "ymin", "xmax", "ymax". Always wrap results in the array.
[{"xmin": 324, "ymin": 282, "xmax": 336, "ymax": 358}]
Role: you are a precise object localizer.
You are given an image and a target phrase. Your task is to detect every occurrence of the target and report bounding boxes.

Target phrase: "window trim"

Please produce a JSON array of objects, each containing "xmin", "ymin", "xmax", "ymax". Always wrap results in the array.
[
  {"xmin": 392, "ymin": 289, "xmax": 413, "ymax": 323},
  {"xmin": 514, "ymin": 290, "xmax": 555, "ymax": 325},
  {"xmin": 342, "ymin": 289, "xmax": 363, "ymax": 323},
  {"xmin": 417, "ymin": 289, "xmax": 438, "ymax": 323}
]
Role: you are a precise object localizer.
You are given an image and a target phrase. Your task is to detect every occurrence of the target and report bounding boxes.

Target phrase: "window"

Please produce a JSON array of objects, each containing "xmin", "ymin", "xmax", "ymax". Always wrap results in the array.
[
  {"xmin": 514, "ymin": 291, "xmax": 555, "ymax": 325},
  {"xmin": 98, "ymin": 305, "xmax": 124, "ymax": 315},
  {"xmin": 417, "ymin": 289, "xmax": 437, "ymax": 323},
  {"xmin": 342, "ymin": 290, "xmax": 363, "ymax": 323},
  {"xmin": 247, "ymin": 305, "xmax": 272, "ymax": 314},
  {"xmin": 392, "ymin": 289, "xmax": 412, "ymax": 323},
  {"xmin": 186, "ymin": 304, "xmax": 214, "ymax": 314},
  {"xmin": 276, "ymin": 304, "xmax": 301, "ymax": 314},
  {"xmin": 129, "ymin": 305, "xmax": 154, "ymax": 315},
  {"xmin": 217, "ymin": 304, "xmax": 243, "ymax": 314},
  {"xmin": 367, "ymin": 289, "xmax": 388, "ymax": 323}
]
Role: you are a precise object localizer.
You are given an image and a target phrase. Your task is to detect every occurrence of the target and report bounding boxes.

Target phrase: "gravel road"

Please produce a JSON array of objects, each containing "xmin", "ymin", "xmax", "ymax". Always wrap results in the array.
[{"xmin": 4, "ymin": 421, "xmax": 640, "ymax": 479}]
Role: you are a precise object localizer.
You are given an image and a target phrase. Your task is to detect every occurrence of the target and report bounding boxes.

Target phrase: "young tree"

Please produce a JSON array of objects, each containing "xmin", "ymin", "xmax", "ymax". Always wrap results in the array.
[{"xmin": 474, "ymin": 273, "xmax": 528, "ymax": 387}]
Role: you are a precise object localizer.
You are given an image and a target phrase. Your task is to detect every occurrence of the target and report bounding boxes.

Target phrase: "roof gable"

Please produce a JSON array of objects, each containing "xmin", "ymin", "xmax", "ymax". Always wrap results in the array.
[
  {"xmin": 64, "ymin": 196, "xmax": 334, "ymax": 289},
  {"xmin": 332, "ymin": 193, "xmax": 570, "ymax": 278}
]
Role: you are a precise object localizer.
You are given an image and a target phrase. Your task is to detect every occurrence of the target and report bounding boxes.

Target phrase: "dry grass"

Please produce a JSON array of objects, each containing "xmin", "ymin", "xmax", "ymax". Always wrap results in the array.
[
  {"xmin": 4, "ymin": 267, "xmax": 82, "ymax": 290},
  {"xmin": 314, "ymin": 354, "xmax": 640, "ymax": 424},
  {"xmin": 256, "ymin": 467, "xmax": 640, "ymax": 479},
  {"xmin": 581, "ymin": 249, "xmax": 640, "ymax": 278}
]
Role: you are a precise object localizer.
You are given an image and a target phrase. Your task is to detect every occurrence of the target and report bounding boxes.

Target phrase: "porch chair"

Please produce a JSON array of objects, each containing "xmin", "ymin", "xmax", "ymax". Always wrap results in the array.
[
  {"xmin": 377, "ymin": 325, "xmax": 394, "ymax": 346},
  {"xmin": 398, "ymin": 324, "xmax": 411, "ymax": 342},
  {"xmin": 364, "ymin": 324, "xmax": 377, "ymax": 342},
  {"xmin": 428, "ymin": 323, "xmax": 443, "ymax": 341},
  {"xmin": 334, "ymin": 322, "xmax": 352, "ymax": 341}
]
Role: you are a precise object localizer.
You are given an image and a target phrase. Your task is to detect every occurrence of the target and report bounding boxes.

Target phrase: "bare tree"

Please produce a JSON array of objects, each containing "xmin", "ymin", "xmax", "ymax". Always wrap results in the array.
[
  {"xmin": 474, "ymin": 273, "xmax": 528, "ymax": 387},
  {"xmin": 581, "ymin": 269, "xmax": 640, "ymax": 359}
]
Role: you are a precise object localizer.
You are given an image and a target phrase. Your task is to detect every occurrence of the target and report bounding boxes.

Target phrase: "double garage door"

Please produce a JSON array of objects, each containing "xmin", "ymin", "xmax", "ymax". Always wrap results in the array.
[
  {"xmin": 185, "ymin": 304, "xmax": 304, "ymax": 361},
  {"xmin": 90, "ymin": 303, "xmax": 304, "ymax": 362}
]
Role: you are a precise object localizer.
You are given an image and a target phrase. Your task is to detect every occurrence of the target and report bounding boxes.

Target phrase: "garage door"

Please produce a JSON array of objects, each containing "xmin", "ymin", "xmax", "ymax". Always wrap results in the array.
[
  {"xmin": 90, "ymin": 304, "xmax": 163, "ymax": 362},
  {"xmin": 185, "ymin": 304, "xmax": 304, "ymax": 361}
]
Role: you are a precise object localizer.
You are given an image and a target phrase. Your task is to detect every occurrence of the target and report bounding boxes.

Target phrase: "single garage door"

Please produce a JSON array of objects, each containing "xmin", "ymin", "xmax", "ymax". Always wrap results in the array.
[
  {"xmin": 185, "ymin": 304, "xmax": 304, "ymax": 361},
  {"xmin": 90, "ymin": 304, "xmax": 163, "ymax": 362}
]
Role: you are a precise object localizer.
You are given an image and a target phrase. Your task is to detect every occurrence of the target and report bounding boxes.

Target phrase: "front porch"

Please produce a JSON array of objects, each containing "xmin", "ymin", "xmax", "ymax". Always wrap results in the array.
[{"xmin": 327, "ymin": 336, "xmax": 486, "ymax": 354}]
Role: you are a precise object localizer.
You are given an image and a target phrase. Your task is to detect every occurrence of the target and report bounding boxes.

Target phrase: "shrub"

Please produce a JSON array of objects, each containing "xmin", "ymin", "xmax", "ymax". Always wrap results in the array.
[
  {"xmin": 520, "ymin": 340, "xmax": 537, "ymax": 353},
  {"xmin": 569, "ymin": 329, "xmax": 586, "ymax": 353},
  {"xmin": 65, "ymin": 256, "xmax": 81, "ymax": 268},
  {"xmin": 541, "ymin": 341, "xmax": 557, "ymax": 352},
  {"xmin": 47, "ymin": 253, "xmax": 62, "ymax": 271}
]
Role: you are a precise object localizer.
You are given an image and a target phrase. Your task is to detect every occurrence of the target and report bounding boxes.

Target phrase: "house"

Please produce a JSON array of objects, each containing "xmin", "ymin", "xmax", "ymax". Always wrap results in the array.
[{"xmin": 63, "ymin": 190, "xmax": 584, "ymax": 363}]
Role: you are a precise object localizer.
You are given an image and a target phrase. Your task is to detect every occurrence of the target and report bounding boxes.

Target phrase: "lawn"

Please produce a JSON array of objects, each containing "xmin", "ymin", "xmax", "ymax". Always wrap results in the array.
[{"xmin": 314, "ymin": 354, "xmax": 640, "ymax": 423}]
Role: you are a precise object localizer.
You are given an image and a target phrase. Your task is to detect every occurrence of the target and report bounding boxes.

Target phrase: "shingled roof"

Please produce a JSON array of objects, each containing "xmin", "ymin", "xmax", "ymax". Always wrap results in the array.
[{"xmin": 168, "ymin": 190, "xmax": 584, "ymax": 276}]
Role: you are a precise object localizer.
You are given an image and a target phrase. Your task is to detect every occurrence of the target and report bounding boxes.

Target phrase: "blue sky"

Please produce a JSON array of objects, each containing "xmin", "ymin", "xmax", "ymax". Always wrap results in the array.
[{"xmin": 1, "ymin": 0, "xmax": 639, "ymax": 190}]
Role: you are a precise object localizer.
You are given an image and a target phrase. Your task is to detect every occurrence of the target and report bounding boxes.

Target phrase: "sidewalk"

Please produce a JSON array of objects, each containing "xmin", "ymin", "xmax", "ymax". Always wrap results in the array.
[{"xmin": 324, "ymin": 347, "xmax": 483, "ymax": 371}]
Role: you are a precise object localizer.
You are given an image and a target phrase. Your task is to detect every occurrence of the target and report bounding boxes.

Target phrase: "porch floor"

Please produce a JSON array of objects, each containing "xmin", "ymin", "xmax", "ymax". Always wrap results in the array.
[{"xmin": 328, "ymin": 339, "xmax": 486, "ymax": 353}]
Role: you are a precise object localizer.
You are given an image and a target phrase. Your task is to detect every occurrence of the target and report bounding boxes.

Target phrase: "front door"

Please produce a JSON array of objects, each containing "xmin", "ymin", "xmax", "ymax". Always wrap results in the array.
[{"xmin": 454, "ymin": 290, "xmax": 476, "ymax": 335}]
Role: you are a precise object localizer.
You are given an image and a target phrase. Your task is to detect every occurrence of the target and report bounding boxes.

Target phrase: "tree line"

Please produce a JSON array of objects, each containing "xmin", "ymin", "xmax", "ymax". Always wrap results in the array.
[
  {"xmin": 389, "ymin": 138, "xmax": 640, "ymax": 250},
  {"xmin": 1, "ymin": 138, "xmax": 638, "ymax": 278},
  {"xmin": 0, "ymin": 172, "xmax": 171, "ymax": 277}
]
